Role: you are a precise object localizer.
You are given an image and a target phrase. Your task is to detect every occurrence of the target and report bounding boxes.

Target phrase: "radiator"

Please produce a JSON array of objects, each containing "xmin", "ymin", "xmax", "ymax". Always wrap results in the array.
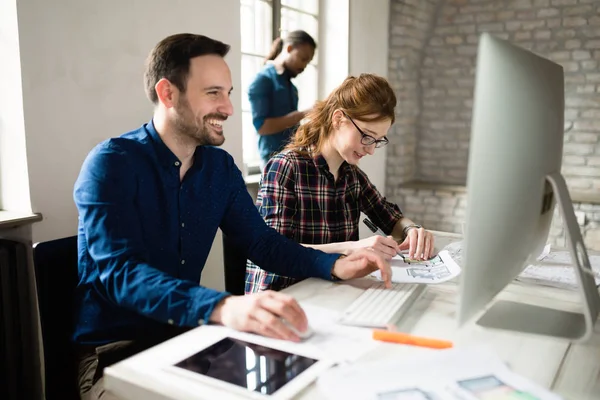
[{"xmin": 0, "ymin": 239, "xmax": 41, "ymax": 400}]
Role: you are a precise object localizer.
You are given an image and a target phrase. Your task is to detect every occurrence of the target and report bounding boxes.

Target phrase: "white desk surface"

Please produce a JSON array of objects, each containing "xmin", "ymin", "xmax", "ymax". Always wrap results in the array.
[{"xmin": 105, "ymin": 232, "xmax": 600, "ymax": 400}]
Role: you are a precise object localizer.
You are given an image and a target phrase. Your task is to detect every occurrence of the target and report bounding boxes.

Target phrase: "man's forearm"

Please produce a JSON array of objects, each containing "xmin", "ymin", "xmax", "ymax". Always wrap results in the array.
[
  {"xmin": 208, "ymin": 294, "xmax": 233, "ymax": 324},
  {"xmin": 302, "ymin": 242, "xmax": 353, "ymax": 255},
  {"xmin": 258, "ymin": 111, "xmax": 304, "ymax": 135}
]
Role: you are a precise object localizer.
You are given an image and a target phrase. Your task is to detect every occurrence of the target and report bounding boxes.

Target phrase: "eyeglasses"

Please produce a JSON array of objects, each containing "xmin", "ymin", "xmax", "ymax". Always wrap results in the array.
[{"xmin": 342, "ymin": 111, "xmax": 389, "ymax": 148}]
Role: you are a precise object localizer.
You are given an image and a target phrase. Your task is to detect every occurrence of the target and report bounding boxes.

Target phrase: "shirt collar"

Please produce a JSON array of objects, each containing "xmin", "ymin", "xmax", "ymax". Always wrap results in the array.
[
  {"xmin": 145, "ymin": 119, "xmax": 182, "ymax": 169},
  {"xmin": 266, "ymin": 61, "xmax": 290, "ymax": 77},
  {"xmin": 312, "ymin": 153, "xmax": 352, "ymax": 179}
]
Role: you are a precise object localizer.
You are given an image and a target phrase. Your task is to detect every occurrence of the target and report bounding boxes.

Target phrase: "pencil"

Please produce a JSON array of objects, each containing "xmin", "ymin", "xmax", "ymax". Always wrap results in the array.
[{"xmin": 372, "ymin": 329, "xmax": 453, "ymax": 349}]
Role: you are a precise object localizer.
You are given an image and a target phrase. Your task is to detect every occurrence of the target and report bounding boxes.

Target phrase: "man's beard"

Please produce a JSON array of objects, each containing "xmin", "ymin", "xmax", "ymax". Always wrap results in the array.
[
  {"xmin": 173, "ymin": 96, "xmax": 226, "ymax": 146},
  {"xmin": 283, "ymin": 61, "xmax": 301, "ymax": 78}
]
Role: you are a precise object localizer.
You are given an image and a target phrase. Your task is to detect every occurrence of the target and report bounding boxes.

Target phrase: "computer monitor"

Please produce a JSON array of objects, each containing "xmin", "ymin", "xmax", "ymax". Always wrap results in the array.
[{"xmin": 458, "ymin": 33, "xmax": 600, "ymax": 342}]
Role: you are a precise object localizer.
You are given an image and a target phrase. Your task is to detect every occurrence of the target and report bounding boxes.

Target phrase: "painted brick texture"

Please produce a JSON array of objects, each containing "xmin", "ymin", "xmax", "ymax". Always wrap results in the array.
[{"xmin": 387, "ymin": 0, "xmax": 600, "ymax": 250}]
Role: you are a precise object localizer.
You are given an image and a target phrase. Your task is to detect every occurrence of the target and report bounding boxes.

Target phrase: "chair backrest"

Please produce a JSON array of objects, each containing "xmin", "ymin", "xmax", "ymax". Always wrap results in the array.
[
  {"xmin": 0, "ymin": 238, "xmax": 43, "ymax": 400},
  {"xmin": 33, "ymin": 236, "xmax": 80, "ymax": 400},
  {"xmin": 222, "ymin": 233, "xmax": 247, "ymax": 296}
]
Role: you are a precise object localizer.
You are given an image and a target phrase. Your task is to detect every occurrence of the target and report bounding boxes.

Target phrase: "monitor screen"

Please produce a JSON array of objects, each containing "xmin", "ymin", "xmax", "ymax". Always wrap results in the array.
[
  {"xmin": 173, "ymin": 337, "xmax": 318, "ymax": 396},
  {"xmin": 458, "ymin": 33, "xmax": 564, "ymax": 327},
  {"xmin": 457, "ymin": 34, "xmax": 599, "ymax": 343}
]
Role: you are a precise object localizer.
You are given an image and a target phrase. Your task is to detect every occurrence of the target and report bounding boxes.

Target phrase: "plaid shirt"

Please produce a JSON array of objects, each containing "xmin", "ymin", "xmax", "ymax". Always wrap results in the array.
[{"xmin": 245, "ymin": 150, "xmax": 403, "ymax": 294}]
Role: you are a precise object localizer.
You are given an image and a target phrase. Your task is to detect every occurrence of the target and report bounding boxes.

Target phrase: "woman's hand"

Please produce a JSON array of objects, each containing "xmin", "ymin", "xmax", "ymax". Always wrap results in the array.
[
  {"xmin": 349, "ymin": 235, "xmax": 399, "ymax": 261},
  {"xmin": 399, "ymin": 227, "xmax": 435, "ymax": 260}
]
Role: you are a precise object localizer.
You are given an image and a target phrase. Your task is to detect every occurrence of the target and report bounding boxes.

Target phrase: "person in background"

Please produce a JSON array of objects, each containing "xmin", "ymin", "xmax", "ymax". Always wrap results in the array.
[
  {"xmin": 73, "ymin": 34, "xmax": 390, "ymax": 400},
  {"xmin": 248, "ymin": 30, "xmax": 316, "ymax": 169},
  {"xmin": 246, "ymin": 74, "xmax": 434, "ymax": 293}
]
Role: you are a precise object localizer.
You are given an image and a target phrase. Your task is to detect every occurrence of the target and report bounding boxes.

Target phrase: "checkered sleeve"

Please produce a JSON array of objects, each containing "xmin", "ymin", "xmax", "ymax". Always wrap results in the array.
[
  {"xmin": 257, "ymin": 155, "xmax": 298, "ymax": 238},
  {"xmin": 246, "ymin": 154, "xmax": 300, "ymax": 294},
  {"xmin": 356, "ymin": 167, "xmax": 403, "ymax": 235}
]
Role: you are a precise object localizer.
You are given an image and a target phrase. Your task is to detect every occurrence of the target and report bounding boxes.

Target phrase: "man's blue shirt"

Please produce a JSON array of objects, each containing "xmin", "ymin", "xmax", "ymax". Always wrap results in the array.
[
  {"xmin": 73, "ymin": 120, "xmax": 338, "ymax": 345},
  {"xmin": 248, "ymin": 63, "xmax": 299, "ymax": 163}
]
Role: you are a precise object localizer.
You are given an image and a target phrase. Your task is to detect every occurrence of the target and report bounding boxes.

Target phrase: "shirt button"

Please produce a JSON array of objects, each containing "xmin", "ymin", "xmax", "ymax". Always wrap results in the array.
[
  {"xmin": 181, "ymin": 259, "xmax": 186, "ymax": 265},
  {"xmin": 181, "ymin": 222, "xmax": 185, "ymax": 228},
  {"xmin": 168, "ymin": 319, "xmax": 174, "ymax": 325},
  {"xmin": 174, "ymin": 161, "xmax": 180, "ymax": 166},
  {"xmin": 198, "ymin": 319, "xmax": 205, "ymax": 325}
]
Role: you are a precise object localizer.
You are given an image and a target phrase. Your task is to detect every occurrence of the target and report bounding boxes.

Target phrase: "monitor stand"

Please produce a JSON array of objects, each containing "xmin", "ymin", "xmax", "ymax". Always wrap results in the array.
[{"xmin": 476, "ymin": 171, "xmax": 600, "ymax": 342}]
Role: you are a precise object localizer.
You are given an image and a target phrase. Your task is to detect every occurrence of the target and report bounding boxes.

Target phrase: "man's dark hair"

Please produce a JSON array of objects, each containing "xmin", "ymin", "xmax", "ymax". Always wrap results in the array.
[
  {"xmin": 144, "ymin": 33, "xmax": 230, "ymax": 104},
  {"xmin": 264, "ymin": 30, "xmax": 317, "ymax": 64}
]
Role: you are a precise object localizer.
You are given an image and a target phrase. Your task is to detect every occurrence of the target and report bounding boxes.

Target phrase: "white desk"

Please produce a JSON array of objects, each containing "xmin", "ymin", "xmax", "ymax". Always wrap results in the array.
[{"xmin": 105, "ymin": 232, "xmax": 600, "ymax": 400}]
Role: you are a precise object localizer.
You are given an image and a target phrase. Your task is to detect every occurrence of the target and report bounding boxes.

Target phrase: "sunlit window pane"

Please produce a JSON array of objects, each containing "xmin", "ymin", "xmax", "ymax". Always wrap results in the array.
[
  {"xmin": 281, "ymin": 0, "xmax": 318, "ymax": 14},
  {"xmin": 242, "ymin": 111, "xmax": 261, "ymax": 166},
  {"xmin": 294, "ymin": 64, "xmax": 318, "ymax": 111},
  {"xmin": 280, "ymin": 7, "xmax": 318, "ymax": 65},
  {"xmin": 241, "ymin": 0, "xmax": 273, "ymax": 55},
  {"xmin": 240, "ymin": 0, "xmax": 319, "ymax": 171},
  {"xmin": 280, "ymin": 8, "xmax": 318, "ymax": 44}
]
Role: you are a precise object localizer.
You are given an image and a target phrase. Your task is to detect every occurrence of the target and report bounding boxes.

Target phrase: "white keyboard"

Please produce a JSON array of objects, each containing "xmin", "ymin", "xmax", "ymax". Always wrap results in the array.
[{"xmin": 338, "ymin": 282, "xmax": 426, "ymax": 328}]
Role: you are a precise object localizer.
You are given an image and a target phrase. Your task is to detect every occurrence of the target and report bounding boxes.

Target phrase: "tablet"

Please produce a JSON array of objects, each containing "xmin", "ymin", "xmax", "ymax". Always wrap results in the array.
[{"xmin": 164, "ymin": 330, "xmax": 335, "ymax": 400}]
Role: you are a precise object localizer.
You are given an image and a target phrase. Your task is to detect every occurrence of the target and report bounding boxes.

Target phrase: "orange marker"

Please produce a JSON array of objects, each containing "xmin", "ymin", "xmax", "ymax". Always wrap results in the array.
[{"xmin": 372, "ymin": 329, "xmax": 453, "ymax": 349}]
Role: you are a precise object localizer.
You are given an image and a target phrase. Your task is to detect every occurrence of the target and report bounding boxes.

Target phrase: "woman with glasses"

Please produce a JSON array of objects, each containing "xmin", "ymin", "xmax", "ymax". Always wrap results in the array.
[{"xmin": 245, "ymin": 74, "xmax": 434, "ymax": 293}]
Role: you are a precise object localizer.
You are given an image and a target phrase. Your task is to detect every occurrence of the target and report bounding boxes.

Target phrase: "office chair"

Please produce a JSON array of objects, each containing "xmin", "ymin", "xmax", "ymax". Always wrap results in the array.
[
  {"xmin": 33, "ymin": 235, "xmax": 80, "ymax": 400},
  {"xmin": 1, "ymin": 238, "xmax": 43, "ymax": 400},
  {"xmin": 222, "ymin": 233, "xmax": 248, "ymax": 295}
]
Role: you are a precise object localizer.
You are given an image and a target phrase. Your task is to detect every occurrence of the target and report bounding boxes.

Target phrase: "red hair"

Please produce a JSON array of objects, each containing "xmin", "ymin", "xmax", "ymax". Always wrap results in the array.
[{"xmin": 285, "ymin": 73, "xmax": 396, "ymax": 155}]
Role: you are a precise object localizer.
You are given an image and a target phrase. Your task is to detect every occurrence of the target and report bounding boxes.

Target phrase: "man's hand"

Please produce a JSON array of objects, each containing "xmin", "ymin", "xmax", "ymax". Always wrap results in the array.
[
  {"xmin": 353, "ymin": 235, "xmax": 399, "ymax": 260},
  {"xmin": 399, "ymin": 227, "xmax": 435, "ymax": 260},
  {"xmin": 331, "ymin": 249, "xmax": 392, "ymax": 288},
  {"xmin": 209, "ymin": 291, "xmax": 307, "ymax": 342}
]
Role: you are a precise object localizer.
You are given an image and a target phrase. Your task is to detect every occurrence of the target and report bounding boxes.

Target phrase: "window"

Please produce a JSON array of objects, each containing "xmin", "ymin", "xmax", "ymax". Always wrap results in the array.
[{"xmin": 240, "ymin": 0, "xmax": 319, "ymax": 174}]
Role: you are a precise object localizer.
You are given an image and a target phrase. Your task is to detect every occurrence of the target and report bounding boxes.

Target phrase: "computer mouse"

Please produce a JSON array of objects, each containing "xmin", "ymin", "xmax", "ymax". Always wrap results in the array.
[{"xmin": 281, "ymin": 319, "xmax": 315, "ymax": 340}]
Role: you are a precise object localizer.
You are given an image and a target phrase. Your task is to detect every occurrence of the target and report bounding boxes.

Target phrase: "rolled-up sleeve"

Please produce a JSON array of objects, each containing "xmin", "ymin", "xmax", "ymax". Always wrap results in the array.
[
  {"xmin": 356, "ymin": 167, "xmax": 403, "ymax": 235},
  {"xmin": 74, "ymin": 142, "xmax": 229, "ymax": 327},
  {"xmin": 248, "ymin": 74, "xmax": 272, "ymax": 132}
]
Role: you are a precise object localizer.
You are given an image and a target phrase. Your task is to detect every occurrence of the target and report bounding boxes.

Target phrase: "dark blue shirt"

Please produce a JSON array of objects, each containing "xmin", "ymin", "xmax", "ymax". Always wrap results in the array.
[
  {"xmin": 248, "ymin": 63, "xmax": 299, "ymax": 163},
  {"xmin": 73, "ymin": 120, "xmax": 338, "ymax": 345}
]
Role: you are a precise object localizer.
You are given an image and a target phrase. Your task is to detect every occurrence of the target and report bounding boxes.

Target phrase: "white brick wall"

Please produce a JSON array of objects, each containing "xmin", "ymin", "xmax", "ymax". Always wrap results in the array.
[
  {"xmin": 388, "ymin": 0, "xmax": 600, "ymax": 188},
  {"xmin": 394, "ymin": 186, "xmax": 600, "ymax": 251},
  {"xmin": 387, "ymin": 0, "xmax": 440, "ymax": 184},
  {"xmin": 387, "ymin": 0, "xmax": 600, "ymax": 250}
]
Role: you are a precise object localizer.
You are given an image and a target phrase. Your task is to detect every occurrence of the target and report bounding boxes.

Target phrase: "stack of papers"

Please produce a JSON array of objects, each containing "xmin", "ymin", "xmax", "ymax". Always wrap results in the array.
[
  {"xmin": 443, "ymin": 240, "xmax": 600, "ymax": 290},
  {"xmin": 443, "ymin": 240, "xmax": 465, "ymax": 267},
  {"xmin": 517, "ymin": 249, "xmax": 600, "ymax": 290},
  {"xmin": 317, "ymin": 345, "xmax": 564, "ymax": 399},
  {"xmin": 370, "ymin": 250, "xmax": 462, "ymax": 284}
]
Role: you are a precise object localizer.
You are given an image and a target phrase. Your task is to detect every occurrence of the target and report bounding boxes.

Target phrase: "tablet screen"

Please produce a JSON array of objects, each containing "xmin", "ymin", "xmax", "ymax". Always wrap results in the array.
[{"xmin": 174, "ymin": 337, "xmax": 318, "ymax": 396}]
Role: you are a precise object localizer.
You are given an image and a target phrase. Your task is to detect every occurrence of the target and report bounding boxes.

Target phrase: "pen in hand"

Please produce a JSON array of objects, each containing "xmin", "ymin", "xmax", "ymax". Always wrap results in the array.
[
  {"xmin": 363, "ymin": 218, "xmax": 387, "ymax": 238},
  {"xmin": 363, "ymin": 218, "xmax": 407, "ymax": 260},
  {"xmin": 363, "ymin": 218, "xmax": 432, "ymax": 263}
]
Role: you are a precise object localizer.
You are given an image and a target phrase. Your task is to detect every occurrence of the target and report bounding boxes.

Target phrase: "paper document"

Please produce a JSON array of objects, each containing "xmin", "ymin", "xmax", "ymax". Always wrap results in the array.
[
  {"xmin": 444, "ymin": 241, "xmax": 550, "ymax": 267},
  {"xmin": 317, "ymin": 345, "xmax": 564, "ymax": 400},
  {"xmin": 517, "ymin": 249, "xmax": 600, "ymax": 290},
  {"xmin": 227, "ymin": 303, "xmax": 377, "ymax": 363},
  {"xmin": 443, "ymin": 240, "xmax": 599, "ymax": 290},
  {"xmin": 370, "ymin": 250, "xmax": 462, "ymax": 284},
  {"xmin": 296, "ymin": 302, "xmax": 378, "ymax": 362},
  {"xmin": 443, "ymin": 240, "xmax": 465, "ymax": 267}
]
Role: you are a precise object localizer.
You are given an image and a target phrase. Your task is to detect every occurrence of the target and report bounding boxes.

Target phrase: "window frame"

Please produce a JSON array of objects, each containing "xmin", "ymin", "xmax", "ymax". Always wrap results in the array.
[{"xmin": 240, "ymin": 0, "xmax": 319, "ymax": 175}]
